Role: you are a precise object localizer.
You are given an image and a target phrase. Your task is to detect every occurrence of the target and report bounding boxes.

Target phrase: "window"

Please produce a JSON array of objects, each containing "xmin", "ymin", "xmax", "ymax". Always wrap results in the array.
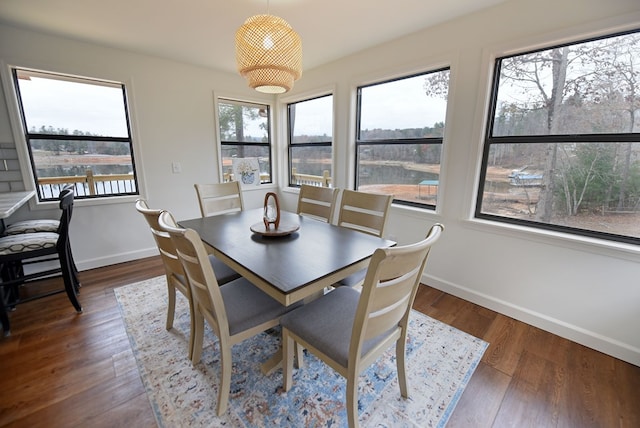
[
  {"xmin": 218, "ymin": 99, "xmax": 272, "ymax": 183},
  {"xmin": 12, "ymin": 68, "xmax": 138, "ymax": 201},
  {"xmin": 477, "ymin": 29, "xmax": 640, "ymax": 245},
  {"xmin": 287, "ymin": 94, "xmax": 333, "ymax": 187},
  {"xmin": 356, "ymin": 69, "xmax": 449, "ymax": 208}
]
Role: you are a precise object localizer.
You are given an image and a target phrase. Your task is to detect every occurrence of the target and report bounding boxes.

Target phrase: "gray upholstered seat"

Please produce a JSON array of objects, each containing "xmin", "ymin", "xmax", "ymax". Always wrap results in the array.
[
  {"xmin": 280, "ymin": 286, "xmax": 389, "ymax": 367},
  {"xmin": 280, "ymin": 223, "xmax": 444, "ymax": 428},
  {"xmin": 221, "ymin": 279, "xmax": 298, "ymax": 336}
]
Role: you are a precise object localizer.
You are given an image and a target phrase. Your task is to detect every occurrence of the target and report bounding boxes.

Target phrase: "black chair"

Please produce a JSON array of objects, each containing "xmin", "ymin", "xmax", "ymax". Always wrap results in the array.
[
  {"xmin": 0, "ymin": 188, "xmax": 81, "ymax": 336},
  {"xmin": 2, "ymin": 184, "xmax": 80, "ymax": 281}
]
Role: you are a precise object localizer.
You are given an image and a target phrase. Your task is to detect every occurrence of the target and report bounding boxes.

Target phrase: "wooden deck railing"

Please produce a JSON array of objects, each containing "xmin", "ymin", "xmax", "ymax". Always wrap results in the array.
[
  {"xmin": 221, "ymin": 169, "xmax": 332, "ymax": 187},
  {"xmin": 37, "ymin": 169, "xmax": 136, "ymax": 198},
  {"xmin": 38, "ymin": 167, "xmax": 333, "ymax": 198},
  {"xmin": 291, "ymin": 168, "xmax": 331, "ymax": 187},
  {"xmin": 223, "ymin": 172, "xmax": 271, "ymax": 183}
]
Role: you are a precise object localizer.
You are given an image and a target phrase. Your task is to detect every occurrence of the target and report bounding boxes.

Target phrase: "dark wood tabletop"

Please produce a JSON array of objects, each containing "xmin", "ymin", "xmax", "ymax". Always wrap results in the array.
[{"xmin": 179, "ymin": 208, "xmax": 395, "ymax": 305}]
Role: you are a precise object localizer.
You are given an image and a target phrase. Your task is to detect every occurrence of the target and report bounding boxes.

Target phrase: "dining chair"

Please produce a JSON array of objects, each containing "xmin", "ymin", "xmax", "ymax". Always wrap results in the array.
[
  {"xmin": 157, "ymin": 211, "xmax": 300, "ymax": 416},
  {"xmin": 296, "ymin": 184, "xmax": 339, "ymax": 223},
  {"xmin": 334, "ymin": 189, "xmax": 393, "ymax": 287},
  {"xmin": 135, "ymin": 199, "xmax": 240, "ymax": 359},
  {"xmin": 0, "ymin": 188, "xmax": 82, "ymax": 336},
  {"xmin": 280, "ymin": 223, "xmax": 444, "ymax": 428},
  {"xmin": 194, "ymin": 181, "xmax": 243, "ymax": 217}
]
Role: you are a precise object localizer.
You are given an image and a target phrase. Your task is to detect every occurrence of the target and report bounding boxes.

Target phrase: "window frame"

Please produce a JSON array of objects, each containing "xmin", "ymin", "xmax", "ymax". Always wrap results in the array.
[
  {"xmin": 475, "ymin": 28, "xmax": 640, "ymax": 246},
  {"xmin": 217, "ymin": 97, "xmax": 273, "ymax": 184},
  {"xmin": 287, "ymin": 93, "xmax": 333, "ymax": 188},
  {"xmin": 355, "ymin": 68, "xmax": 449, "ymax": 209},
  {"xmin": 9, "ymin": 67, "xmax": 139, "ymax": 202}
]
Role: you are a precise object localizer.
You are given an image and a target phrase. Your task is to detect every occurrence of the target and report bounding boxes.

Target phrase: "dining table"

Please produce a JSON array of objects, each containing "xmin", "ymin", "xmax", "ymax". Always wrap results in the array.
[{"xmin": 179, "ymin": 207, "xmax": 396, "ymax": 307}]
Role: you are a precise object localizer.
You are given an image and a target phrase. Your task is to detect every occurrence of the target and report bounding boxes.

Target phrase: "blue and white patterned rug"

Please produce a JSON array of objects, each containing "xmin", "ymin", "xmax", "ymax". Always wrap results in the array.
[{"xmin": 115, "ymin": 276, "xmax": 488, "ymax": 427}]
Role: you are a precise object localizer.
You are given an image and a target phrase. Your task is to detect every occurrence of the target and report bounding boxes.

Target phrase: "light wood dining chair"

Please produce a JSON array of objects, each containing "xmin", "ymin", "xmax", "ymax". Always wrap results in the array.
[
  {"xmin": 334, "ymin": 189, "xmax": 393, "ymax": 287},
  {"xmin": 280, "ymin": 223, "xmax": 444, "ymax": 428},
  {"xmin": 336, "ymin": 189, "xmax": 393, "ymax": 236},
  {"xmin": 158, "ymin": 211, "xmax": 300, "ymax": 416},
  {"xmin": 194, "ymin": 181, "xmax": 243, "ymax": 217},
  {"xmin": 135, "ymin": 199, "xmax": 240, "ymax": 359},
  {"xmin": 296, "ymin": 184, "xmax": 339, "ymax": 223}
]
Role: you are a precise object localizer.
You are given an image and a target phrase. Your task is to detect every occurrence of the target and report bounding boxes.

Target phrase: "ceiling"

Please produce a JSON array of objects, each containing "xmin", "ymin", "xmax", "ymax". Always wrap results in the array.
[{"xmin": 0, "ymin": 0, "xmax": 507, "ymax": 74}]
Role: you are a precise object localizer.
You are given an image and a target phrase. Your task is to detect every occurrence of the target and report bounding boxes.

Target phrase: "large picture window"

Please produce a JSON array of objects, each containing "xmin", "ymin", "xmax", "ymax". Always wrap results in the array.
[
  {"xmin": 288, "ymin": 94, "xmax": 333, "ymax": 187},
  {"xmin": 12, "ymin": 68, "xmax": 138, "ymax": 201},
  {"xmin": 477, "ymin": 29, "xmax": 640, "ymax": 244},
  {"xmin": 356, "ymin": 69, "xmax": 449, "ymax": 208},
  {"xmin": 218, "ymin": 99, "xmax": 272, "ymax": 183}
]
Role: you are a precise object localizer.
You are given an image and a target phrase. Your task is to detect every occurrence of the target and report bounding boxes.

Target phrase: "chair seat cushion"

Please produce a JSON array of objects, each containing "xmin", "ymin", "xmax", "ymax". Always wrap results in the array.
[
  {"xmin": 280, "ymin": 286, "xmax": 389, "ymax": 367},
  {"xmin": 221, "ymin": 278, "xmax": 299, "ymax": 336},
  {"xmin": 0, "ymin": 232, "xmax": 58, "ymax": 255},
  {"xmin": 4, "ymin": 219, "xmax": 60, "ymax": 235},
  {"xmin": 209, "ymin": 255, "xmax": 241, "ymax": 285}
]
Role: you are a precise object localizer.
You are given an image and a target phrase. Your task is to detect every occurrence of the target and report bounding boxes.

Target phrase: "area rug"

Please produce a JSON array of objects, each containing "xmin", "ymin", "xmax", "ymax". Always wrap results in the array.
[{"xmin": 115, "ymin": 276, "xmax": 488, "ymax": 428}]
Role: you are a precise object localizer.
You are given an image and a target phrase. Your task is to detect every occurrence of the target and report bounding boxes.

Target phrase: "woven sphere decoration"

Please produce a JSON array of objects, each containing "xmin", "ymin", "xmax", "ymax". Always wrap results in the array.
[{"xmin": 235, "ymin": 14, "xmax": 302, "ymax": 94}]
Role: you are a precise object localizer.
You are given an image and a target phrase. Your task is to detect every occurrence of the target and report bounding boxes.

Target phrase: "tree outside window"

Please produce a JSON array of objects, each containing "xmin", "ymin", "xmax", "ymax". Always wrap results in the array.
[
  {"xmin": 477, "ymin": 30, "xmax": 640, "ymax": 244},
  {"xmin": 218, "ymin": 99, "xmax": 272, "ymax": 183},
  {"xmin": 288, "ymin": 94, "xmax": 333, "ymax": 187},
  {"xmin": 355, "ymin": 69, "xmax": 449, "ymax": 208}
]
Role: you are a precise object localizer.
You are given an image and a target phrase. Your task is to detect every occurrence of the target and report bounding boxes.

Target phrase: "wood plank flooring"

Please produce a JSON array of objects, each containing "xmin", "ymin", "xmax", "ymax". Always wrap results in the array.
[{"xmin": 1, "ymin": 256, "xmax": 638, "ymax": 427}]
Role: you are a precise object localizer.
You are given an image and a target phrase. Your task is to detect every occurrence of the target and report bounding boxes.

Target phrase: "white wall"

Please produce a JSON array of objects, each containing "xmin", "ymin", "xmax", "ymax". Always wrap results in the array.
[
  {"xmin": 279, "ymin": 0, "xmax": 640, "ymax": 367},
  {"xmin": 0, "ymin": 23, "xmax": 278, "ymax": 267},
  {"xmin": 0, "ymin": 0, "xmax": 639, "ymax": 366}
]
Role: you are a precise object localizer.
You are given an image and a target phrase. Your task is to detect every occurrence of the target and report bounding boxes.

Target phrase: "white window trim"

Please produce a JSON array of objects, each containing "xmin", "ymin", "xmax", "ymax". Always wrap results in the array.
[
  {"xmin": 279, "ymin": 85, "xmax": 336, "ymax": 193},
  {"xmin": 0, "ymin": 61, "xmax": 146, "ymax": 210},
  {"xmin": 461, "ymin": 14, "xmax": 640, "ymax": 257}
]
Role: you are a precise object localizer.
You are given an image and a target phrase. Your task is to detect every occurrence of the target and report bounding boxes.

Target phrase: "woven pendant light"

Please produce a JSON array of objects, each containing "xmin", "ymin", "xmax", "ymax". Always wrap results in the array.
[{"xmin": 235, "ymin": 14, "xmax": 302, "ymax": 94}]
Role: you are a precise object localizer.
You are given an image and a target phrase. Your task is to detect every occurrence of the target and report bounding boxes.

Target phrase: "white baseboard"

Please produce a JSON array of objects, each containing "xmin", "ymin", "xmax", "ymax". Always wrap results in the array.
[
  {"xmin": 75, "ymin": 248, "xmax": 159, "ymax": 272},
  {"xmin": 422, "ymin": 273, "xmax": 640, "ymax": 367}
]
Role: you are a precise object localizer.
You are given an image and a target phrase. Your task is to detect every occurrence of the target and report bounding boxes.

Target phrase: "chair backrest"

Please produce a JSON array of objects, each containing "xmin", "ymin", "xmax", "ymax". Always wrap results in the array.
[
  {"xmin": 194, "ymin": 182, "xmax": 243, "ymax": 217},
  {"xmin": 296, "ymin": 185, "xmax": 339, "ymax": 223},
  {"xmin": 336, "ymin": 189, "xmax": 393, "ymax": 237},
  {"xmin": 59, "ymin": 184, "xmax": 75, "ymax": 220},
  {"xmin": 158, "ymin": 211, "xmax": 229, "ymax": 336},
  {"xmin": 55, "ymin": 187, "xmax": 75, "ymax": 250},
  {"xmin": 351, "ymin": 223, "xmax": 444, "ymax": 363},
  {"xmin": 135, "ymin": 199, "xmax": 185, "ymax": 280}
]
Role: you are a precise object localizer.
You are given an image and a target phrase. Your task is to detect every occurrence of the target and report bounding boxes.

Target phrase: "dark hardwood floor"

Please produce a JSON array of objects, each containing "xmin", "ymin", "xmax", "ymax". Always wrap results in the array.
[{"xmin": 1, "ymin": 256, "xmax": 638, "ymax": 427}]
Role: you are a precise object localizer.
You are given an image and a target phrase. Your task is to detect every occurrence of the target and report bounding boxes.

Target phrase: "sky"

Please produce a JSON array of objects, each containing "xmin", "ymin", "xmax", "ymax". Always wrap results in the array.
[
  {"xmin": 17, "ymin": 74, "xmax": 128, "ymax": 137},
  {"xmin": 18, "ymin": 71, "xmax": 448, "ymax": 140},
  {"xmin": 359, "ymin": 73, "xmax": 447, "ymax": 131}
]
